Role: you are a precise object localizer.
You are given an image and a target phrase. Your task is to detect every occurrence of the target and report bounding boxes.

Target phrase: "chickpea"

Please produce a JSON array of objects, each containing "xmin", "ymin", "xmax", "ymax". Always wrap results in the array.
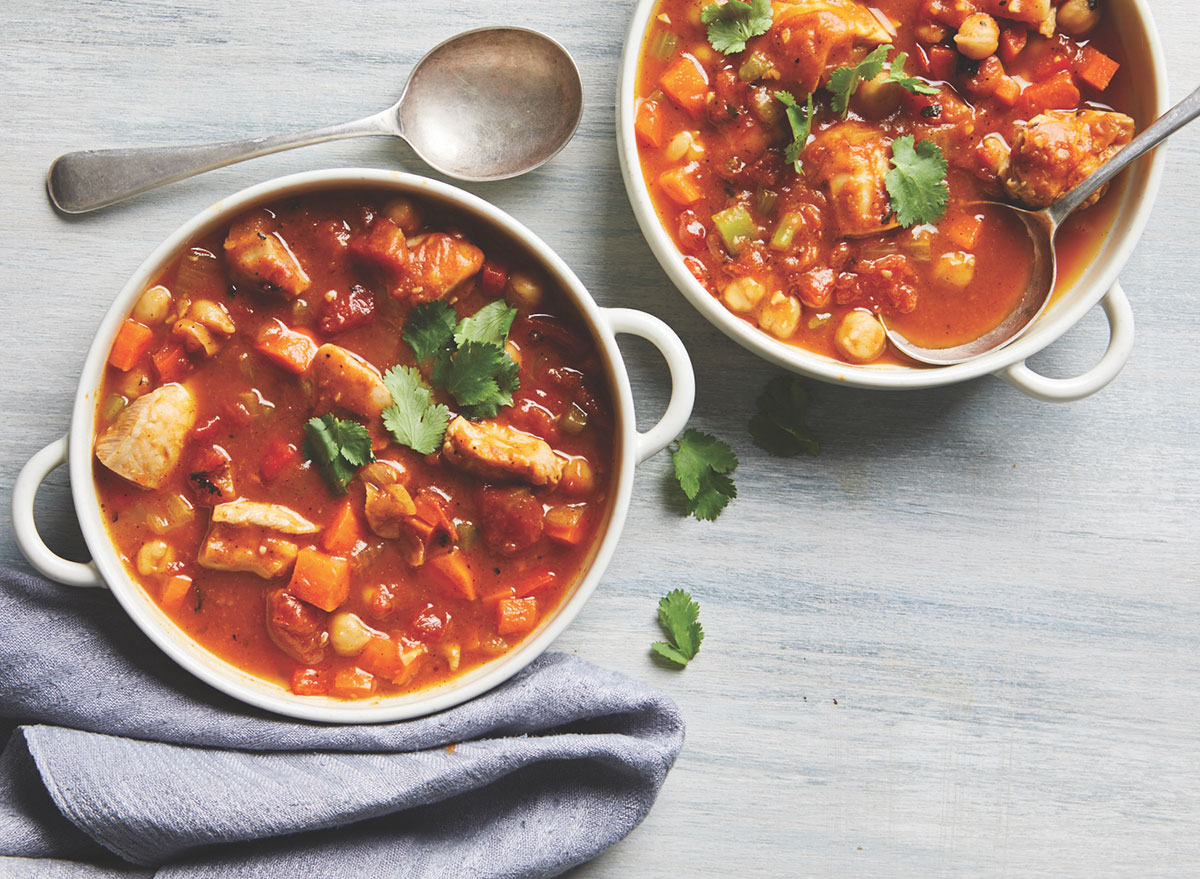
[
  {"xmin": 136, "ymin": 539, "xmax": 174, "ymax": 576},
  {"xmin": 665, "ymin": 130, "xmax": 694, "ymax": 162},
  {"xmin": 133, "ymin": 285, "xmax": 172, "ymax": 324},
  {"xmin": 758, "ymin": 292, "xmax": 802, "ymax": 339},
  {"xmin": 834, "ymin": 311, "xmax": 886, "ymax": 364},
  {"xmin": 561, "ymin": 457, "xmax": 596, "ymax": 497},
  {"xmin": 954, "ymin": 13, "xmax": 1000, "ymax": 61},
  {"xmin": 172, "ymin": 318, "xmax": 219, "ymax": 356},
  {"xmin": 855, "ymin": 71, "xmax": 902, "ymax": 119},
  {"xmin": 914, "ymin": 20, "xmax": 948, "ymax": 45},
  {"xmin": 329, "ymin": 613, "xmax": 379, "ymax": 657},
  {"xmin": 505, "ymin": 339, "xmax": 523, "ymax": 371},
  {"xmin": 440, "ymin": 641, "xmax": 462, "ymax": 672},
  {"xmin": 721, "ymin": 277, "xmax": 767, "ymax": 314},
  {"xmin": 187, "ymin": 300, "xmax": 235, "ymax": 335},
  {"xmin": 934, "ymin": 251, "xmax": 978, "ymax": 288},
  {"xmin": 118, "ymin": 367, "xmax": 152, "ymax": 399},
  {"xmin": 1057, "ymin": 0, "xmax": 1101, "ymax": 36},
  {"xmin": 505, "ymin": 271, "xmax": 543, "ymax": 310},
  {"xmin": 383, "ymin": 196, "xmax": 422, "ymax": 234}
]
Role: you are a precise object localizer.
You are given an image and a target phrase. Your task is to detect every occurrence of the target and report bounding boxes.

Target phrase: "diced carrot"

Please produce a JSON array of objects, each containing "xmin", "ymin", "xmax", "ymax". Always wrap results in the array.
[
  {"xmin": 260, "ymin": 438, "xmax": 301, "ymax": 481},
  {"xmin": 543, "ymin": 506, "xmax": 585, "ymax": 546},
  {"xmin": 253, "ymin": 318, "xmax": 319, "ymax": 374},
  {"xmin": 287, "ymin": 547, "xmax": 350, "ymax": 612},
  {"xmin": 160, "ymin": 575, "xmax": 193, "ymax": 611},
  {"xmin": 332, "ymin": 666, "xmax": 377, "ymax": 698},
  {"xmin": 426, "ymin": 549, "xmax": 475, "ymax": 601},
  {"xmin": 992, "ymin": 76, "xmax": 1021, "ymax": 108},
  {"xmin": 359, "ymin": 637, "xmax": 424, "ymax": 685},
  {"xmin": 659, "ymin": 54, "xmax": 710, "ymax": 116},
  {"xmin": 1018, "ymin": 70, "xmax": 1080, "ymax": 116},
  {"xmin": 108, "ymin": 319, "xmax": 155, "ymax": 371},
  {"xmin": 482, "ymin": 585, "xmax": 517, "ymax": 606},
  {"xmin": 636, "ymin": 99, "xmax": 665, "ymax": 148},
  {"xmin": 658, "ymin": 164, "xmax": 703, "ymax": 206},
  {"xmin": 998, "ymin": 25, "xmax": 1028, "ymax": 65},
  {"xmin": 150, "ymin": 342, "xmax": 190, "ymax": 383},
  {"xmin": 516, "ymin": 570, "xmax": 557, "ymax": 598},
  {"xmin": 496, "ymin": 597, "xmax": 538, "ymax": 636},
  {"xmin": 942, "ymin": 212, "xmax": 984, "ymax": 250},
  {"xmin": 322, "ymin": 498, "xmax": 362, "ymax": 554},
  {"xmin": 291, "ymin": 666, "xmax": 331, "ymax": 696},
  {"xmin": 1075, "ymin": 45, "xmax": 1119, "ymax": 91},
  {"xmin": 925, "ymin": 45, "xmax": 957, "ymax": 83}
]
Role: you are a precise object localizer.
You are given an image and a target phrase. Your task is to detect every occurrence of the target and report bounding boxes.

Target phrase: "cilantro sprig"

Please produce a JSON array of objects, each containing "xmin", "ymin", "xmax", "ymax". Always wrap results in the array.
[
  {"xmin": 435, "ymin": 340, "xmax": 520, "ymax": 419},
  {"xmin": 381, "ymin": 366, "xmax": 451, "ymax": 455},
  {"xmin": 775, "ymin": 90, "xmax": 814, "ymax": 171},
  {"xmin": 887, "ymin": 51, "xmax": 938, "ymax": 95},
  {"xmin": 700, "ymin": 0, "xmax": 773, "ymax": 55},
  {"xmin": 672, "ymin": 429, "xmax": 738, "ymax": 521},
  {"xmin": 886, "ymin": 135, "xmax": 949, "ymax": 227},
  {"xmin": 304, "ymin": 414, "xmax": 375, "ymax": 493},
  {"xmin": 651, "ymin": 589, "xmax": 704, "ymax": 667},
  {"xmin": 827, "ymin": 44, "xmax": 938, "ymax": 117},
  {"xmin": 750, "ymin": 376, "xmax": 819, "ymax": 457},
  {"xmin": 402, "ymin": 301, "xmax": 458, "ymax": 364}
]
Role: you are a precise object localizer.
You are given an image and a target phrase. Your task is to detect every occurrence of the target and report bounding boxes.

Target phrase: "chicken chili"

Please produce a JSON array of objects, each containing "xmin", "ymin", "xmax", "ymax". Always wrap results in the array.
[
  {"xmin": 635, "ymin": 0, "xmax": 1136, "ymax": 363},
  {"xmin": 93, "ymin": 192, "xmax": 614, "ymax": 699}
]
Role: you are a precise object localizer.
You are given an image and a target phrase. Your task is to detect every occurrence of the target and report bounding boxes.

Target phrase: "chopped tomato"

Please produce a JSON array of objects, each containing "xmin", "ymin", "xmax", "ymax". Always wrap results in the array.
[
  {"xmin": 320, "ymin": 284, "xmax": 376, "ymax": 336},
  {"xmin": 260, "ymin": 438, "xmax": 300, "ymax": 481},
  {"xmin": 291, "ymin": 667, "xmax": 332, "ymax": 696},
  {"xmin": 480, "ymin": 259, "xmax": 509, "ymax": 297},
  {"xmin": 636, "ymin": 99, "xmax": 665, "ymax": 147},
  {"xmin": 150, "ymin": 343, "xmax": 190, "ymax": 383}
]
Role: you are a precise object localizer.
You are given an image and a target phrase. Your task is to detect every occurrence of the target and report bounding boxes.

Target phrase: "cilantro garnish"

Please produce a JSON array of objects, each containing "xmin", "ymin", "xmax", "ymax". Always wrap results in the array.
[
  {"xmin": 827, "ymin": 43, "xmax": 890, "ymax": 117},
  {"xmin": 700, "ymin": 0, "xmax": 773, "ymax": 55},
  {"xmin": 304, "ymin": 414, "xmax": 375, "ymax": 493},
  {"xmin": 887, "ymin": 51, "xmax": 938, "ymax": 96},
  {"xmin": 381, "ymin": 366, "xmax": 451, "ymax": 455},
  {"xmin": 775, "ymin": 90, "xmax": 814, "ymax": 171},
  {"xmin": 455, "ymin": 300, "xmax": 517, "ymax": 348},
  {"xmin": 749, "ymin": 376, "xmax": 819, "ymax": 457},
  {"xmin": 886, "ymin": 135, "xmax": 949, "ymax": 227},
  {"xmin": 672, "ymin": 429, "xmax": 738, "ymax": 521},
  {"xmin": 438, "ymin": 341, "xmax": 520, "ymax": 420},
  {"xmin": 652, "ymin": 589, "xmax": 704, "ymax": 667},
  {"xmin": 402, "ymin": 301, "xmax": 458, "ymax": 363}
]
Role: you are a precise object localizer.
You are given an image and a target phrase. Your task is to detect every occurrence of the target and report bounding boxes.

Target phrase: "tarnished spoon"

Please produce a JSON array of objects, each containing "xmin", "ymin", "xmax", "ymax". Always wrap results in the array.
[
  {"xmin": 47, "ymin": 27, "xmax": 583, "ymax": 214},
  {"xmin": 882, "ymin": 83, "xmax": 1200, "ymax": 366}
]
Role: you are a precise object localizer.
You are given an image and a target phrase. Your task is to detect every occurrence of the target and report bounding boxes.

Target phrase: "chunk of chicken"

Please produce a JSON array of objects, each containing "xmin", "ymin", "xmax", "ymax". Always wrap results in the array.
[
  {"xmin": 363, "ymin": 483, "xmax": 417, "ymax": 539},
  {"xmin": 224, "ymin": 211, "xmax": 311, "ymax": 298},
  {"xmin": 804, "ymin": 122, "xmax": 897, "ymax": 237},
  {"xmin": 211, "ymin": 500, "xmax": 320, "ymax": 534},
  {"xmin": 95, "ymin": 383, "xmax": 196, "ymax": 490},
  {"xmin": 1003, "ymin": 110, "xmax": 1135, "ymax": 209},
  {"xmin": 266, "ymin": 588, "xmax": 328, "ymax": 664},
  {"xmin": 307, "ymin": 344, "xmax": 392, "ymax": 418},
  {"xmin": 980, "ymin": 0, "xmax": 1051, "ymax": 27},
  {"xmin": 197, "ymin": 522, "xmax": 298, "ymax": 579},
  {"xmin": 762, "ymin": 0, "xmax": 892, "ymax": 95},
  {"xmin": 390, "ymin": 233, "xmax": 483, "ymax": 302},
  {"xmin": 442, "ymin": 417, "xmax": 564, "ymax": 487}
]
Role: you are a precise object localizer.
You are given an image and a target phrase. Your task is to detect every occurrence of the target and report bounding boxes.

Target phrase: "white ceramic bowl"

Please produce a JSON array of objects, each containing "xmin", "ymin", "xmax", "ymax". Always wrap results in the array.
[
  {"xmin": 13, "ymin": 169, "xmax": 695, "ymax": 723},
  {"xmin": 617, "ymin": 0, "xmax": 1168, "ymax": 402}
]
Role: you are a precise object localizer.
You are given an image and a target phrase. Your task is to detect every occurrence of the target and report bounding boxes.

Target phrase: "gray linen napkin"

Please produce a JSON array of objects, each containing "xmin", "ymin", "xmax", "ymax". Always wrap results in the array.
[{"xmin": 0, "ymin": 567, "xmax": 684, "ymax": 878}]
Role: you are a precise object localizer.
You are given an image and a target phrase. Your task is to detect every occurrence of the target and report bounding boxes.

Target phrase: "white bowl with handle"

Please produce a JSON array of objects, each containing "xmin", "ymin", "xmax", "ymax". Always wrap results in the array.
[
  {"xmin": 12, "ymin": 168, "xmax": 695, "ymax": 723},
  {"xmin": 617, "ymin": 0, "xmax": 1168, "ymax": 402}
]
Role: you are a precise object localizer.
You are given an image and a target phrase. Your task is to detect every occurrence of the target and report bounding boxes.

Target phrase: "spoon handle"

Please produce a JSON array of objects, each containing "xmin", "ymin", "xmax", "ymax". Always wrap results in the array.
[
  {"xmin": 47, "ymin": 112, "xmax": 398, "ymax": 214},
  {"xmin": 1050, "ymin": 84, "xmax": 1200, "ymax": 225}
]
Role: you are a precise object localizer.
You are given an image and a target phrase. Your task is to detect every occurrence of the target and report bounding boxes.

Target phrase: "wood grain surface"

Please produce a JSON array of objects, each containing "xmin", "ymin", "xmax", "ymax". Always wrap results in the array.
[{"xmin": 2, "ymin": 2, "xmax": 1197, "ymax": 876}]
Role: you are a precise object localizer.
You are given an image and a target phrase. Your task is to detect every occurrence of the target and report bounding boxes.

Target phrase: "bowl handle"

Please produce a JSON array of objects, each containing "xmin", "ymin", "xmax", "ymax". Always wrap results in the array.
[
  {"xmin": 996, "ymin": 283, "xmax": 1134, "ymax": 403},
  {"xmin": 601, "ymin": 308, "xmax": 696, "ymax": 463},
  {"xmin": 12, "ymin": 435, "xmax": 105, "ymax": 588}
]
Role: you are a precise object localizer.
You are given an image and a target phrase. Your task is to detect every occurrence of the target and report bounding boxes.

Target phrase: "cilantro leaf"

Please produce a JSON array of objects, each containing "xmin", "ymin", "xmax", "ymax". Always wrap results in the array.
[
  {"xmin": 700, "ymin": 0, "xmax": 773, "ymax": 55},
  {"xmin": 381, "ymin": 366, "xmax": 451, "ymax": 455},
  {"xmin": 455, "ymin": 300, "xmax": 517, "ymax": 349},
  {"xmin": 442, "ymin": 341, "xmax": 521, "ymax": 420},
  {"xmin": 304, "ymin": 414, "xmax": 375, "ymax": 493},
  {"xmin": 886, "ymin": 135, "xmax": 949, "ymax": 227},
  {"xmin": 651, "ymin": 588, "xmax": 704, "ymax": 667},
  {"xmin": 887, "ymin": 52, "xmax": 938, "ymax": 96},
  {"xmin": 672, "ymin": 428, "xmax": 738, "ymax": 521},
  {"xmin": 827, "ymin": 43, "xmax": 891, "ymax": 117},
  {"xmin": 749, "ymin": 376, "xmax": 820, "ymax": 457},
  {"xmin": 403, "ymin": 301, "xmax": 458, "ymax": 363},
  {"xmin": 775, "ymin": 90, "xmax": 814, "ymax": 171}
]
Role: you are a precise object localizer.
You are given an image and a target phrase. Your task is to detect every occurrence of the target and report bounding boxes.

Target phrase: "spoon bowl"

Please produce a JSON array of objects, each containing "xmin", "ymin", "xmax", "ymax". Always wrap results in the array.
[{"xmin": 47, "ymin": 27, "xmax": 583, "ymax": 213}]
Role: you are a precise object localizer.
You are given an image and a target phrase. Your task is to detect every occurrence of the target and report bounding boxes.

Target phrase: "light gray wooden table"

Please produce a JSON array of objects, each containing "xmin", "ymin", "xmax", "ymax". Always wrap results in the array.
[{"xmin": 2, "ymin": 2, "xmax": 1198, "ymax": 876}]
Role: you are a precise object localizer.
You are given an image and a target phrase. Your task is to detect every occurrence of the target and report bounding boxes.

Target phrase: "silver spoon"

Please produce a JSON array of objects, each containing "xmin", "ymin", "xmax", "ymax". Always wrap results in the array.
[
  {"xmin": 882, "ymin": 84, "xmax": 1200, "ymax": 366},
  {"xmin": 46, "ymin": 27, "xmax": 583, "ymax": 214}
]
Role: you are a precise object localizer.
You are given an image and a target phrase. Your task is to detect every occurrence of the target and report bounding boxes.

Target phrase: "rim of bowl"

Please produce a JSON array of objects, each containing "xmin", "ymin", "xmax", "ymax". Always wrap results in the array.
[
  {"xmin": 68, "ymin": 169, "xmax": 639, "ymax": 723},
  {"xmin": 616, "ymin": 0, "xmax": 1169, "ymax": 389}
]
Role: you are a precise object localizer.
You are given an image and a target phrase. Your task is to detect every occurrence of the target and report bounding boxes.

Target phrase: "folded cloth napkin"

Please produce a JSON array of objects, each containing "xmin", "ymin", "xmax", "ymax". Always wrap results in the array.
[{"xmin": 0, "ymin": 567, "xmax": 684, "ymax": 878}]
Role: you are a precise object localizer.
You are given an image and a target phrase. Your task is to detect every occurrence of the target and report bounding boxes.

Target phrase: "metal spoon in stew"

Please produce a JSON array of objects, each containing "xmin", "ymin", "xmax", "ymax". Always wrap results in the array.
[
  {"xmin": 881, "ymin": 83, "xmax": 1200, "ymax": 367},
  {"xmin": 46, "ymin": 27, "xmax": 583, "ymax": 214}
]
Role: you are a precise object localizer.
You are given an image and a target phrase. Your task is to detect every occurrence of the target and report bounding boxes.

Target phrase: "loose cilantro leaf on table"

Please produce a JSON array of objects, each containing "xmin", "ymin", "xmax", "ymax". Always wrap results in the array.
[
  {"xmin": 700, "ymin": 0, "xmax": 773, "ymax": 55},
  {"xmin": 652, "ymin": 589, "xmax": 704, "ymax": 667},
  {"xmin": 775, "ymin": 90, "xmax": 814, "ymax": 171},
  {"xmin": 827, "ymin": 43, "xmax": 890, "ymax": 117},
  {"xmin": 304, "ymin": 414, "xmax": 375, "ymax": 493},
  {"xmin": 887, "ymin": 51, "xmax": 938, "ymax": 96},
  {"xmin": 886, "ymin": 135, "xmax": 949, "ymax": 227},
  {"xmin": 750, "ymin": 376, "xmax": 820, "ymax": 458},
  {"xmin": 381, "ymin": 366, "xmax": 451, "ymax": 455},
  {"xmin": 455, "ymin": 300, "xmax": 517, "ymax": 348},
  {"xmin": 672, "ymin": 429, "xmax": 738, "ymax": 521},
  {"xmin": 403, "ymin": 301, "xmax": 458, "ymax": 363}
]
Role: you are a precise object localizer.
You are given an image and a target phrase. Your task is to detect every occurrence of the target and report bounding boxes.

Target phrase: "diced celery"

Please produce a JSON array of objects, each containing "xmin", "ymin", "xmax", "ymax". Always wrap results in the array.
[
  {"xmin": 560, "ymin": 403, "xmax": 589, "ymax": 435},
  {"xmin": 457, "ymin": 521, "xmax": 479, "ymax": 550},
  {"xmin": 755, "ymin": 187, "xmax": 778, "ymax": 219},
  {"xmin": 712, "ymin": 205, "xmax": 758, "ymax": 254},
  {"xmin": 100, "ymin": 393, "xmax": 127, "ymax": 423},
  {"xmin": 770, "ymin": 212, "xmax": 805, "ymax": 251},
  {"xmin": 649, "ymin": 29, "xmax": 678, "ymax": 61},
  {"xmin": 738, "ymin": 51, "xmax": 771, "ymax": 82}
]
